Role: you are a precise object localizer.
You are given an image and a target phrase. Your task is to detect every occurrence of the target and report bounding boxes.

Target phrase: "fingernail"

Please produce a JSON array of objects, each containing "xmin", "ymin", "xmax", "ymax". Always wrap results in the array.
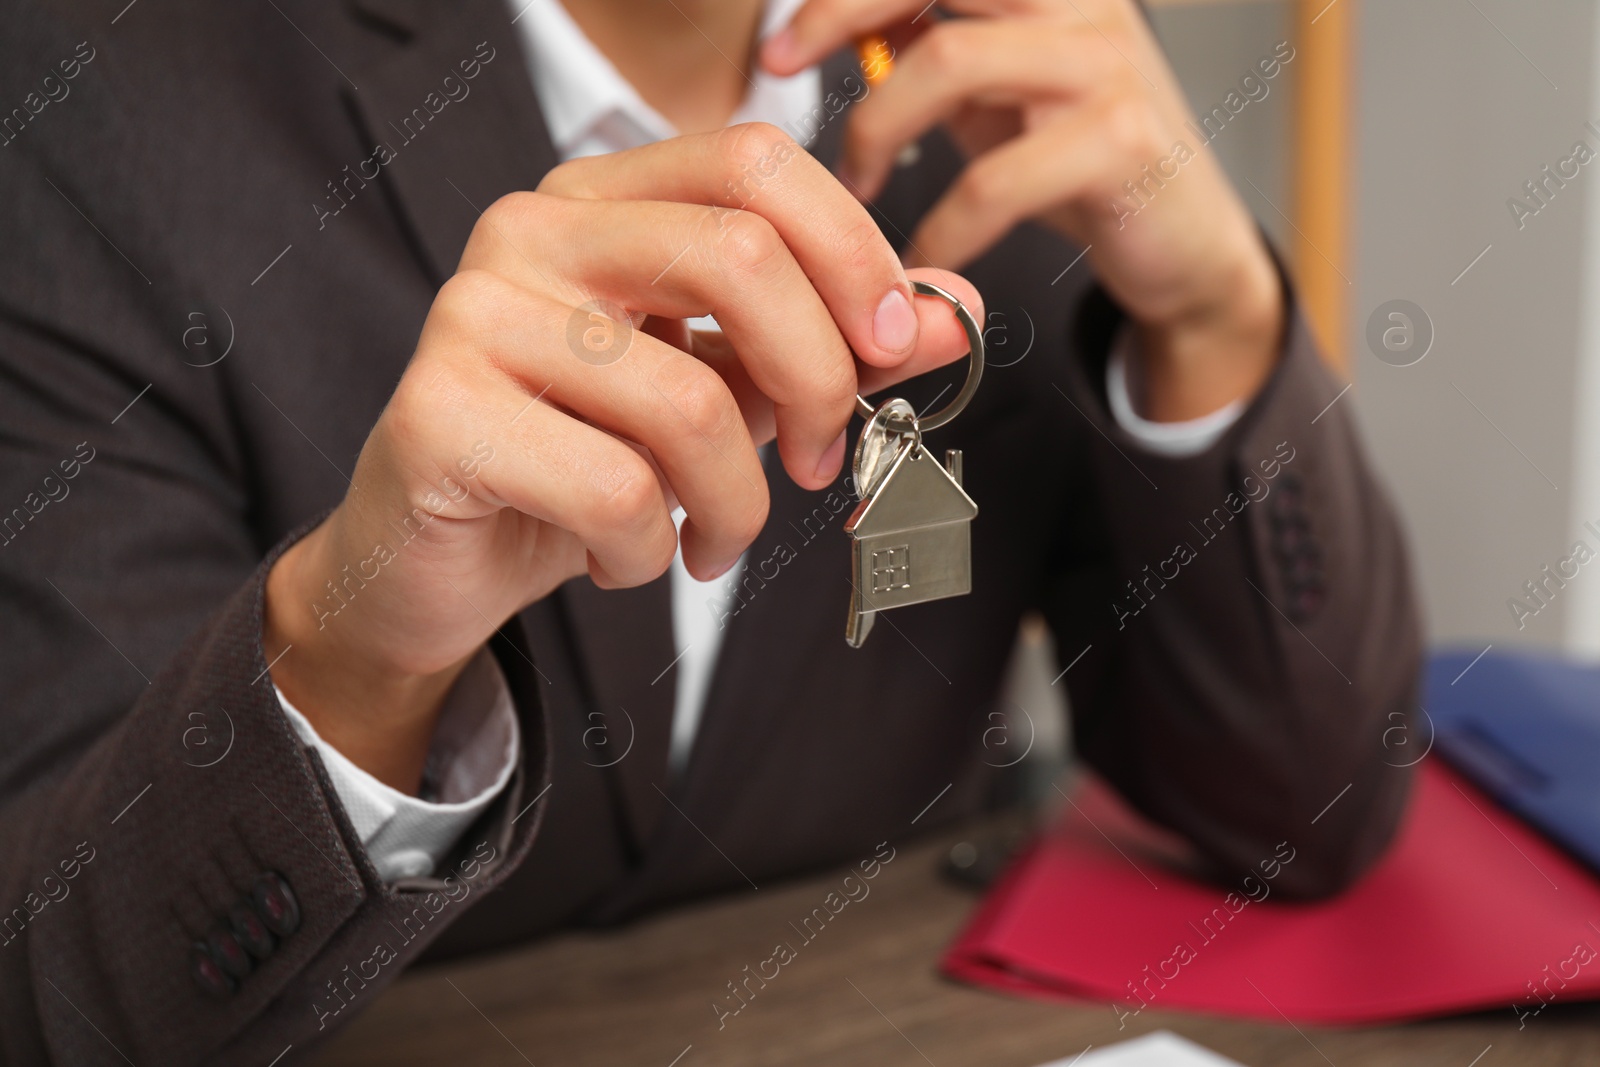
[
  {"xmin": 764, "ymin": 27, "xmax": 797, "ymax": 66},
  {"xmin": 814, "ymin": 427, "xmax": 848, "ymax": 482},
  {"xmin": 873, "ymin": 288, "xmax": 918, "ymax": 355},
  {"xmin": 707, "ymin": 555, "xmax": 741, "ymax": 580}
]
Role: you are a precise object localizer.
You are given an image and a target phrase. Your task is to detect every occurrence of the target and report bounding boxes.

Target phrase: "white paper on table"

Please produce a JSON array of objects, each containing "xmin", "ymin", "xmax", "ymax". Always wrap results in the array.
[{"xmin": 1037, "ymin": 1031, "xmax": 1250, "ymax": 1067}]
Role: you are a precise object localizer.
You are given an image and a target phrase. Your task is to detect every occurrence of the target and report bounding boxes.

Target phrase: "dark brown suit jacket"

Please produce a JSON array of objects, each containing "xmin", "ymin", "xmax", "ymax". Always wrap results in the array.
[{"xmin": 0, "ymin": 0, "xmax": 1422, "ymax": 1062}]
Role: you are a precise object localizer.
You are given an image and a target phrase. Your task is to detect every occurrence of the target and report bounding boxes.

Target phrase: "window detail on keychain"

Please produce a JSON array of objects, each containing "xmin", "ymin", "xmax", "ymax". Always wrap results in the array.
[{"xmin": 872, "ymin": 546, "xmax": 912, "ymax": 594}]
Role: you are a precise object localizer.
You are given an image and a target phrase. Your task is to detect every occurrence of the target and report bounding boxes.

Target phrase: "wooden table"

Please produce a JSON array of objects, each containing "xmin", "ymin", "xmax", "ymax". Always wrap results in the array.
[{"xmin": 308, "ymin": 824, "xmax": 1600, "ymax": 1067}]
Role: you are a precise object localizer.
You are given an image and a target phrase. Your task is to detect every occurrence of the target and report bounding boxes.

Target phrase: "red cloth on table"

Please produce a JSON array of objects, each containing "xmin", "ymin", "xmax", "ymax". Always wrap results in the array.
[{"xmin": 942, "ymin": 761, "xmax": 1600, "ymax": 1025}]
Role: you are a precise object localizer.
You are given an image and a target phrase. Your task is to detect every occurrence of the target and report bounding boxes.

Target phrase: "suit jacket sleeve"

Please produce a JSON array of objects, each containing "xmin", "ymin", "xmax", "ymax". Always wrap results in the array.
[
  {"xmin": 0, "ymin": 162, "xmax": 550, "ymax": 1067},
  {"xmin": 1045, "ymin": 272, "xmax": 1424, "ymax": 900}
]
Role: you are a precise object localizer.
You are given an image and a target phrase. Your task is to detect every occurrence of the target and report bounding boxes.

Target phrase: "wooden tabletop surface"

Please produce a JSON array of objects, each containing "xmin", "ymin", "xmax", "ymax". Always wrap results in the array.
[{"xmin": 307, "ymin": 823, "xmax": 1600, "ymax": 1067}]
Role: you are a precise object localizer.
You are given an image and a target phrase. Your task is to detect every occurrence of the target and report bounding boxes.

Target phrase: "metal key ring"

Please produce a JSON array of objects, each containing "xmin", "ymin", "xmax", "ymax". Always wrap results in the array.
[{"xmin": 854, "ymin": 279, "xmax": 984, "ymax": 432}]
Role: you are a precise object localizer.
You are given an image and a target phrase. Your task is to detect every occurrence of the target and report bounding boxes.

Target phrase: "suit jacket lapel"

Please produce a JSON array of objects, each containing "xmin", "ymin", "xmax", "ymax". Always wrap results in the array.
[
  {"xmin": 342, "ymin": 0, "xmax": 557, "ymax": 284},
  {"xmin": 558, "ymin": 576, "xmax": 677, "ymax": 849}
]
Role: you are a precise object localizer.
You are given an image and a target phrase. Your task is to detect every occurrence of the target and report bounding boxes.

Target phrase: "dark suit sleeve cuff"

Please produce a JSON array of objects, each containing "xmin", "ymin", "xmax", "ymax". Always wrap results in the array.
[{"xmin": 0, "ymin": 514, "xmax": 549, "ymax": 1065}]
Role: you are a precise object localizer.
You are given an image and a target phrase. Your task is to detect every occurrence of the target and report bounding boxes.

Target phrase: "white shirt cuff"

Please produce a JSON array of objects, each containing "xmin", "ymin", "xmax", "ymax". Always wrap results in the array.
[
  {"xmin": 1105, "ymin": 328, "xmax": 1248, "ymax": 458},
  {"xmin": 276, "ymin": 647, "xmax": 520, "ymax": 884}
]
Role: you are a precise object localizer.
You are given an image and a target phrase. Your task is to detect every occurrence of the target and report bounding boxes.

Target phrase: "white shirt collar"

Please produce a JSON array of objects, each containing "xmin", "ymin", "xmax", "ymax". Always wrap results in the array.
[{"xmin": 510, "ymin": 0, "xmax": 818, "ymax": 160}]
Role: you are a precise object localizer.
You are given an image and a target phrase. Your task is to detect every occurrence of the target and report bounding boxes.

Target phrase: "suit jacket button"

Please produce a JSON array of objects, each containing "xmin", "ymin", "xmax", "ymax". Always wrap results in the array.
[
  {"xmin": 192, "ymin": 944, "xmax": 237, "ymax": 999},
  {"xmin": 206, "ymin": 926, "xmax": 253, "ymax": 979},
  {"xmin": 1273, "ymin": 515, "xmax": 1310, "ymax": 554},
  {"xmin": 252, "ymin": 872, "xmax": 301, "ymax": 938},
  {"xmin": 1286, "ymin": 553, "xmax": 1323, "ymax": 587},
  {"xmin": 1290, "ymin": 584, "xmax": 1325, "ymax": 619},
  {"xmin": 229, "ymin": 901, "xmax": 275, "ymax": 960},
  {"xmin": 1270, "ymin": 478, "xmax": 1303, "ymax": 518}
]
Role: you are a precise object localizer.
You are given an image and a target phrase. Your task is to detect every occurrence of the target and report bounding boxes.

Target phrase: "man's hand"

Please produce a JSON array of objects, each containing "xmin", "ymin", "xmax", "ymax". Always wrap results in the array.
[
  {"xmin": 262, "ymin": 124, "xmax": 981, "ymax": 791},
  {"xmin": 764, "ymin": 0, "xmax": 1285, "ymax": 422}
]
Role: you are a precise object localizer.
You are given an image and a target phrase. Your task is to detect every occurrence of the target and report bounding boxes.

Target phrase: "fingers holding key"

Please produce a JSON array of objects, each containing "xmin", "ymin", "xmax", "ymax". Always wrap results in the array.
[
  {"xmin": 462, "ymin": 190, "xmax": 863, "ymax": 489},
  {"xmin": 537, "ymin": 123, "xmax": 929, "ymax": 369},
  {"xmin": 459, "ymin": 187, "xmax": 980, "ymax": 493},
  {"xmin": 268, "ymin": 114, "xmax": 990, "ymax": 772},
  {"xmin": 419, "ymin": 269, "xmax": 768, "ymax": 582}
]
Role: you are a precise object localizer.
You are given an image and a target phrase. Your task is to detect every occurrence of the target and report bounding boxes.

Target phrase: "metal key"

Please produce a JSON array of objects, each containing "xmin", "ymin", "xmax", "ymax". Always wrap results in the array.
[{"xmin": 844, "ymin": 281, "xmax": 984, "ymax": 648}]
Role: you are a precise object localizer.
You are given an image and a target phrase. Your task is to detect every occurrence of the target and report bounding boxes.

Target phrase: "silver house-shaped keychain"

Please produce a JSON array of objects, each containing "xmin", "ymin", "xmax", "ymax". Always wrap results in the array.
[{"xmin": 845, "ymin": 280, "xmax": 985, "ymax": 648}]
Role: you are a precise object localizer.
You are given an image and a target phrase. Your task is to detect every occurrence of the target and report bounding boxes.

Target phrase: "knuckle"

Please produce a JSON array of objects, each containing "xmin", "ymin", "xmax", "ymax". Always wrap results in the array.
[
  {"xmin": 382, "ymin": 380, "xmax": 429, "ymax": 449},
  {"xmin": 591, "ymin": 456, "xmax": 660, "ymax": 532},
  {"xmin": 831, "ymin": 215, "xmax": 890, "ymax": 276},
  {"xmin": 382, "ymin": 375, "xmax": 456, "ymax": 470},
  {"xmin": 654, "ymin": 355, "xmax": 738, "ymax": 442},
  {"xmin": 433, "ymin": 269, "xmax": 513, "ymax": 336},
  {"xmin": 479, "ymin": 190, "xmax": 539, "ymax": 234},
  {"xmin": 1075, "ymin": 0, "xmax": 1126, "ymax": 33},
  {"xmin": 920, "ymin": 23, "xmax": 965, "ymax": 70},
  {"xmin": 722, "ymin": 121, "xmax": 800, "ymax": 177},
  {"xmin": 535, "ymin": 158, "xmax": 577, "ymax": 195},
  {"xmin": 1107, "ymin": 99, "xmax": 1161, "ymax": 161},
  {"xmin": 437, "ymin": 266, "xmax": 501, "ymax": 307},
  {"xmin": 715, "ymin": 210, "xmax": 786, "ymax": 280},
  {"xmin": 536, "ymin": 157, "xmax": 602, "ymax": 200},
  {"xmin": 812, "ymin": 356, "xmax": 859, "ymax": 414},
  {"xmin": 466, "ymin": 192, "xmax": 559, "ymax": 270},
  {"xmin": 955, "ymin": 161, "xmax": 1011, "ymax": 216}
]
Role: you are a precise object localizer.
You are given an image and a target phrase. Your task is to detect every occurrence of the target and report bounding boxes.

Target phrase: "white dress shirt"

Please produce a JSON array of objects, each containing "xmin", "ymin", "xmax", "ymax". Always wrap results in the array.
[
  {"xmin": 276, "ymin": 649, "xmax": 518, "ymax": 882},
  {"xmin": 277, "ymin": 0, "xmax": 1248, "ymax": 884},
  {"xmin": 1105, "ymin": 335, "xmax": 1244, "ymax": 458}
]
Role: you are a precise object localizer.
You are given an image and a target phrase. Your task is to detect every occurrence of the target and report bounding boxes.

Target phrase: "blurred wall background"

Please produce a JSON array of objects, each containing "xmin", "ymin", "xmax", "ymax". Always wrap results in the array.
[
  {"xmin": 1152, "ymin": 0, "xmax": 1600, "ymax": 658},
  {"xmin": 1354, "ymin": 1, "xmax": 1598, "ymax": 659}
]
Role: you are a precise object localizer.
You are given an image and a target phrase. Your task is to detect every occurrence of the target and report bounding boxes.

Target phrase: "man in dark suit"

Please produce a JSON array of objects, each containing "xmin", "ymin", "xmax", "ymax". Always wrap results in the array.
[{"xmin": 0, "ymin": 0, "xmax": 1420, "ymax": 1062}]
